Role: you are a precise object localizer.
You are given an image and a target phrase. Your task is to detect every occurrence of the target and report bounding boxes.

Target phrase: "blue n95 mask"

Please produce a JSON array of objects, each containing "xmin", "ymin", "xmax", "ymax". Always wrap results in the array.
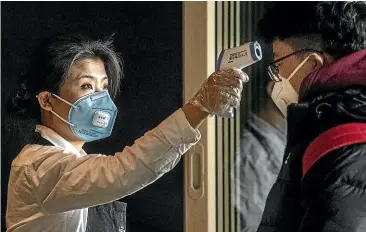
[{"xmin": 50, "ymin": 91, "xmax": 118, "ymax": 142}]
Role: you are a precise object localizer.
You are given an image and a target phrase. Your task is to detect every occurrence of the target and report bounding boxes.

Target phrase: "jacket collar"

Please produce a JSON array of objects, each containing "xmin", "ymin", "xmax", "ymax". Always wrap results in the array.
[
  {"xmin": 299, "ymin": 49, "xmax": 366, "ymax": 102},
  {"xmin": 35, "ymin": 124, "xmax": 86, "ymax": 157}
]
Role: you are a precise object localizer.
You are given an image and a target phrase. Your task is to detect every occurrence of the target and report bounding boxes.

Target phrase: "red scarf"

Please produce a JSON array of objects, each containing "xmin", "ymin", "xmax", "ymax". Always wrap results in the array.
[{"xmin": 299, "ymin": 49, "xmax": 366, "ymax": 102}]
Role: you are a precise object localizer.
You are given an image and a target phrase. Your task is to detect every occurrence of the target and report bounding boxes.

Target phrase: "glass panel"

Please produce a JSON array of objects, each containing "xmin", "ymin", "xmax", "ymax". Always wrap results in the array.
[{"xmin": 215, "ymin": 2, "xmax": 286, "ymax": 232}]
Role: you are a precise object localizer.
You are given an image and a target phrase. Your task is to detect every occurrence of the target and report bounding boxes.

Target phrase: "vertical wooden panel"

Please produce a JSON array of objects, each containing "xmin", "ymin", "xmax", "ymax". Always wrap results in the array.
[{"xmin": 183, "ymin": 2, "xmax": 216, "ymax": 232}]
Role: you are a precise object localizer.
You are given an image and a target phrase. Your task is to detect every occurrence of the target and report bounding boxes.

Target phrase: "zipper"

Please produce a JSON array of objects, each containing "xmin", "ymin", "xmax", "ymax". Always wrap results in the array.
[{"xmin": 284, "ymin": 151, "xmax": 292, "ymax": 165}]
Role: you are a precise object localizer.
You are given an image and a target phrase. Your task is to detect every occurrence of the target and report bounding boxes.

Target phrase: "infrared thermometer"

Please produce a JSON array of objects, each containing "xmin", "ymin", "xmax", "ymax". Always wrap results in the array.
[{"xmin": 216, "ymin": 41, "xmax": 262, "ymax": 70}]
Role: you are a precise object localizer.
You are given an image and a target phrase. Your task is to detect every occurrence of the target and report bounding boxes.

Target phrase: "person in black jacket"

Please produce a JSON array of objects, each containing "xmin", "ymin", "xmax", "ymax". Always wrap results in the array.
[{"xmin": 256, "ymin": 2, "xmax": 366, "ymax": 232}]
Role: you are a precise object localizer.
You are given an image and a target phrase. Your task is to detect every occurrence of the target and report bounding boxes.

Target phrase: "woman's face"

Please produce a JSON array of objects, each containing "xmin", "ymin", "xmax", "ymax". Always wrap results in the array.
[
  {"xmin": 59, "ymin": 57, "xmax": 109, "ymax": 104},
  {"xmin": 43, "ymin": 58, "xmax": 109, "ymax": 142}
]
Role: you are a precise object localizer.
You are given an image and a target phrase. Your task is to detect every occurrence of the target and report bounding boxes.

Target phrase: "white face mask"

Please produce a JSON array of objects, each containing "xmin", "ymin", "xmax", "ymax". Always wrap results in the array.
[{"xmin": 271, "ymin": 54, "xmax": 313, "ymax": 118}]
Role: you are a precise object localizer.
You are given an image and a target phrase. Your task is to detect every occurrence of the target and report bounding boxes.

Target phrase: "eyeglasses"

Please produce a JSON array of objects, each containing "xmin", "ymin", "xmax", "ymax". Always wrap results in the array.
[{"xmin": 267, "ymin": 49, "xmax": 323, "ymax": 82}]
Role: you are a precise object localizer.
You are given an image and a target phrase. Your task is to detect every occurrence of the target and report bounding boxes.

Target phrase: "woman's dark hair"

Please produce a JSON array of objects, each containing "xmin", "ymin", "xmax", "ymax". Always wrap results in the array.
[
  {"xmin": 258, "ymin": 1, "xmax": 366, "ymax": 59},
  {"xmin": 9, "ymin": 33, "xmax": 124, "ymax": 121}
]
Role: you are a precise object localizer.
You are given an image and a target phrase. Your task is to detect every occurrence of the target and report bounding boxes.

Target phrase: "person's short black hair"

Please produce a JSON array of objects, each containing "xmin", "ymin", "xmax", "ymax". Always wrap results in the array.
[
  {"xmin": 258, "ymin": 1, "xmax": 366, "ymax": 59},
  {"xmin": 9, "ymin": 33, "xmax": 124, "ymax": 121}
]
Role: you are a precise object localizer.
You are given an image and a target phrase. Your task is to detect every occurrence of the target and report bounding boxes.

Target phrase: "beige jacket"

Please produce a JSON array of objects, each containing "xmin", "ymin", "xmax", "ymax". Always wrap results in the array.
[{"xmin": 6, "ymin": 109, "xmax": 200, "ymax": 232}]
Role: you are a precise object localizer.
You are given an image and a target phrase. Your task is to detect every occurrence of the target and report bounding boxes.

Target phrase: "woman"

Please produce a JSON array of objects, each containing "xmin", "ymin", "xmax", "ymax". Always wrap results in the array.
[{"xmin": 5, "ymin": 33, "xmax": 247, "ymax": 232}]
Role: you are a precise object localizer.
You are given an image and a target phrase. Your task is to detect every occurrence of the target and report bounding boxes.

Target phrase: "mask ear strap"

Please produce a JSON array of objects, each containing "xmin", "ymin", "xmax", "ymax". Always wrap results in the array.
[
  {"xmin": 52, "ymin": 94, "xmax": 77, "ymax": 109},
  {"xmin": 49, "ymin": 94, "xmax": 77, "ymax": 127},
  {"xmin": 50, "ymin": 110, "xmax": 76, "ymax": 127},
  {"xmin": 35, "ymin": 93, "xmax": 77, "ymax": 127},
  {"xmin": 287, "ymin": 54, "xmax": 314, "ymax": 81}
]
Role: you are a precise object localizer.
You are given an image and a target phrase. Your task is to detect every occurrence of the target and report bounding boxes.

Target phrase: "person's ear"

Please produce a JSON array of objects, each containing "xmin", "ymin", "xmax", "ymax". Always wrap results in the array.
[
  {"xmin": 308, "ymin": 53, "xmax": 325, "ymax": 70},
  {"xmin": 36, "ymin": 91, "xmax": 53, "ymax": 111}
]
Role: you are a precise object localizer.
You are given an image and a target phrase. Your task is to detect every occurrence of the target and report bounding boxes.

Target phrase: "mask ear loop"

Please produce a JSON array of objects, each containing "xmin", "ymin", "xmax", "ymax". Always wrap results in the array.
[
  {"xmin": 287, "ymin": 54, "xmax": 314, "ymax": 81},
  {"xmin": 50, "ymin": 110, "xmax": 76, "ymax": 127},
  {"xmin": 51, "ymin": 94, "xmax": 77, "ymax": 109},
  {"xmin": 36, "ymin": 94, "xmax": 77, "ymax": 127}
]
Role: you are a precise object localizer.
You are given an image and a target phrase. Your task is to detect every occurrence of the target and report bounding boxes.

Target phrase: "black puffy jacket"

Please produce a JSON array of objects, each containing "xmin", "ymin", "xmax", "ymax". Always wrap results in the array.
[{"xmin": 257, "ymin": 89, "xmax": 366, "ymax": 232}]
